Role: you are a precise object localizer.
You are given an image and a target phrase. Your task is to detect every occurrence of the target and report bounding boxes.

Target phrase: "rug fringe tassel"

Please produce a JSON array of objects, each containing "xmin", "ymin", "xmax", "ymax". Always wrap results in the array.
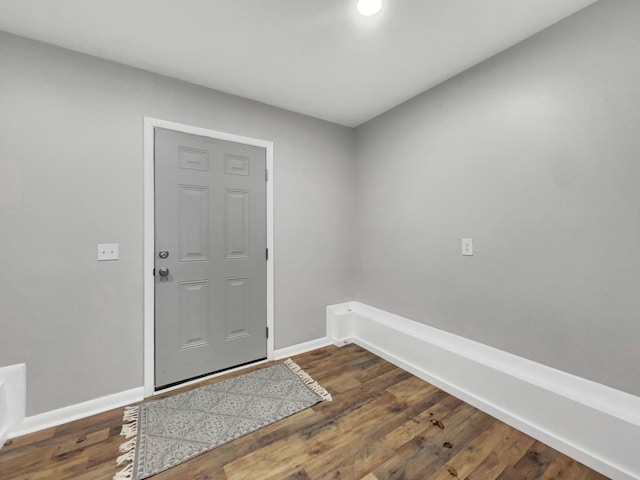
[
  {"xmin": 113, "ymin": 462, "xmax": 134, "ymax": 480},
  {"xmin": 116, "ymin": 449, "xmax": 135, "ymax": 466},
  {"xmin": 113, "ymin": 406, "xmax": 139, "ymax": 480},
  {"xmin": 120, "ymin": 422, "xmax": 138, "ymax": 438},
  {"xmin": 122, "ymin": 405, "xmax": 139, "ymax": 423},
  {"xmin": 118, "ymin": 437, "xmax": 137, "ymax": 455},
  {"xmin": 119, "ymin": 406, "xmax": 139, "ymax": 439},
  {"xmin": 284, "ymin": 358, "xmax": 333, "ymax": 401}
]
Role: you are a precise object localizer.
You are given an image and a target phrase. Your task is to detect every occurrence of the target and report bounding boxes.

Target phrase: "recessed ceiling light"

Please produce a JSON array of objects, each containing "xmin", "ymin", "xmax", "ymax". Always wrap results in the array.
[{"xmin": 357, "ymin": 0, "xmax": 382, "ymax": 16}]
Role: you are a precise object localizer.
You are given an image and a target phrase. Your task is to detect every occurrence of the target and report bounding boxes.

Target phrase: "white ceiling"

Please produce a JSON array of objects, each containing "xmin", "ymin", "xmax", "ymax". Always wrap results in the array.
[{"xmin": 0, "ymin": 0, "xmax": 598, "ymax": 127}]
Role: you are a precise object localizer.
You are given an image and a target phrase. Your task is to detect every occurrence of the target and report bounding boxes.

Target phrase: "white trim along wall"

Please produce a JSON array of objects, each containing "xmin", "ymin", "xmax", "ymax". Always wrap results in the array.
[
  {"xmin": 9, "ymin": 387, "xmax": 143, "ymax": 439},
  {"xmin": 143, "ymin": 117, "xmax": 276, "ymax": 398},
  {"xmin": 327, "ymin": 301, "xmax": 640, "ymax": 480},
  {"xmin": 0, "ymin": 364, "xmax": 25, "ymax": 447}
]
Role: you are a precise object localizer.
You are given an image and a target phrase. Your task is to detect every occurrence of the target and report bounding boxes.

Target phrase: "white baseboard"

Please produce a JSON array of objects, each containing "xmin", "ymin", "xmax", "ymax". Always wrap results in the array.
[
  {"xmin": 10, "ymin": 387, "xmax": 144, "ymax": 439},
  {"xmin": 0, "ymin": 364, "xmax": 25, "ymax": 448},
  {"xmin": 274, "ymin": 337, "xmax": 332, "ymax": 360},
  {"xmin": 327, "ymin": 301, "xmax": 640, "ymax": 480}
]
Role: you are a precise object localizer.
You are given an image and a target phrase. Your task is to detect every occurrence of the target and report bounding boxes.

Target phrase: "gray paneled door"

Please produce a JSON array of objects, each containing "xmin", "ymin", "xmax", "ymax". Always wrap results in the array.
[{"xmin": 154, "ymin": 128, "xmax": 267, "ymax": 389}]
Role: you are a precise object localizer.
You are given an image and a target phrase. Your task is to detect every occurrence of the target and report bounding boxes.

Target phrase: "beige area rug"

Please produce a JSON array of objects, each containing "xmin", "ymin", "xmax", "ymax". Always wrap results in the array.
[{"xmin": 114, "ymin": 359, "xmax": 331, "ymax": 480}]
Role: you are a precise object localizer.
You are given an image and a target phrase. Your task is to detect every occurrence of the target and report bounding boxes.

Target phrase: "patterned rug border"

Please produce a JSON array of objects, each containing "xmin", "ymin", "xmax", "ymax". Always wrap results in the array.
[{"xmin": 114, "ymin": 359, "xmax": 331, "ymax": 480}]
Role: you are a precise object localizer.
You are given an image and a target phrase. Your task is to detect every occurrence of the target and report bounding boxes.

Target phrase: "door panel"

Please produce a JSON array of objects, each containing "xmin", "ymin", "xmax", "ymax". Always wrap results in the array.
[
  {"xmin": 178, "ymin": 280, "xmax": 210, "ymax": 350},
  {"xmin": 178, "ymin": 185, "xmax": 209, "ymax": 261},
  {"xmin": 154, "ymin": 128, "xmax": 267, "ymax": 388},
  {"xmin": 224, "ymin": 276, "xmax": 250, "ymax": 340},
  {"xmin": 224, "ymin": 189, "xmax": 249, "ymax": 259}
]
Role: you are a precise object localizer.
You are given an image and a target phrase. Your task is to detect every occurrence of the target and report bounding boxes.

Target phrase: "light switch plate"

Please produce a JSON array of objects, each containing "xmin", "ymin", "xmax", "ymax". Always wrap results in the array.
[
  {"xmin": 97, "ymin": 243, "xmax": 119, "ymax": 261},
  {"xmin": 462, "ymin": 238, "xmax": 473, "ymax": 256}
]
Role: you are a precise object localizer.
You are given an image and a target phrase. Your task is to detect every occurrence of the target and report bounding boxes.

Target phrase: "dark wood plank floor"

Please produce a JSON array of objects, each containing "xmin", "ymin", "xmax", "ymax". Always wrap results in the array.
[{"xmin": 0, "ymin": 344, "xmax": 608, "ymax": 479}]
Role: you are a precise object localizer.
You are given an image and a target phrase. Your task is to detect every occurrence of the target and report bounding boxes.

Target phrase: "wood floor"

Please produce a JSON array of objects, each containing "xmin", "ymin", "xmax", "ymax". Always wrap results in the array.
[{"xmin": 0, "ymin": 344, "xmax": 608, "ymax": 480}]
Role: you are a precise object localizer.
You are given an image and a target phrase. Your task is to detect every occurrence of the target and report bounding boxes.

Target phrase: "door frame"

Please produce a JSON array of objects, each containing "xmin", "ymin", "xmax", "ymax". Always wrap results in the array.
[{"xmin": 143, "ymin": 117, "xmax": 275, "ymax": 397}]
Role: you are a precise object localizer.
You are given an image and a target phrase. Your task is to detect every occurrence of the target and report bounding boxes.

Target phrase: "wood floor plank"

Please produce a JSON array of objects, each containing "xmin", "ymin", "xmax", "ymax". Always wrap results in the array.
[
  {"xmin": 497, "ymin": 440, "xmax": 559, "ymax": 480},
  {"xmin": 0, "ymin": 344, "xmax": 608, "ymax": 480},
  {"xmin": 369, "ymin": 403, "xmax": 491, "ymax": 479},
  {"xmin": 405, "ymin": 411, "xmax": 498, "ymax": 479},
  {"xmin": 464, "ymin": 453, "xmax": 507, "ymax": 480},
  {"xmin": 429, "ymin": 420, "xmax": 514, "ymax": 480},
  {"xmin": 307, "ymin": 389, "xmax": 455, "ymax": 479},
  {"xmin": 541, "ymin": 454, "xmax": 586, "ymax": 480},
  {"xmin": 301, "ymin": 392, "xmax": 406, "ymax": 477},
  {"xmin": 463, "ymin": 425, "xmax": 536, "ymax": 480}
]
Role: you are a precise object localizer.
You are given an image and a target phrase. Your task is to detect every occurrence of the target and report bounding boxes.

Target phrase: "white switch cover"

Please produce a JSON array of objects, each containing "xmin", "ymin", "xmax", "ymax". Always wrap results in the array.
[
  {"xmin": 462, "ymin": 238, "xmax": 473, "ymax": 256},
  {"xmin": 97, "ymin": 243, "xmax": 119, "ymax": 261}
]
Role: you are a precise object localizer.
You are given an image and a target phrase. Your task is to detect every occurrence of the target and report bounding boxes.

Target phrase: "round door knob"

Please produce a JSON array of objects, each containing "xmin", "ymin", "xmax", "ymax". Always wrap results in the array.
[{"xmin": 158, "ymin": 267, "xmax": 170, "ymax": 277}]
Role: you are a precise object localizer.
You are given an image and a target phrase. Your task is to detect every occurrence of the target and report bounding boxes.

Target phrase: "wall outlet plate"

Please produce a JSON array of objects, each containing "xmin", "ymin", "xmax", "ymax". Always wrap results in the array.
[
  {"xmin": 97, "ymin": 243, "xmax": 119, "ymax": 261},
  {"xmin": 462, "ymin": 238, "xmax": 473, "ymax": 256}
]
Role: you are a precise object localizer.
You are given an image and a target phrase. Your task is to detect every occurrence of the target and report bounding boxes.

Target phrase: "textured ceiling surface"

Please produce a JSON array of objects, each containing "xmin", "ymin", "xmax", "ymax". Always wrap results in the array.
[{"xmin": 0, "ymin": 0, "xmax": 598, "ymax": 126}]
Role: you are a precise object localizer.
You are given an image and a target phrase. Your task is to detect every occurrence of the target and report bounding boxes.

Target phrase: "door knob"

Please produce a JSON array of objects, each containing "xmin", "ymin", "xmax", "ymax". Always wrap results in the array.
[
  {"xmin": 158, "ymin": 250, "xmax": 169, "ymax": 259},
  {"xmin": 158, "ymin": 267, "xmax": 170, "ymax": 277}
]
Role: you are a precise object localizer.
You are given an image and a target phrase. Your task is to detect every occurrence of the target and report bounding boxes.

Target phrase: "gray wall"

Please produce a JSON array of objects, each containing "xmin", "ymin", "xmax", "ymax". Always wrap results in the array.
[
  {"xmin": 0, "ymin": 32, "xmax": 355, "ymax": 415},
  {"xmin": 354, "ymin": 0, "xmax": 640, "ymax": 396}
]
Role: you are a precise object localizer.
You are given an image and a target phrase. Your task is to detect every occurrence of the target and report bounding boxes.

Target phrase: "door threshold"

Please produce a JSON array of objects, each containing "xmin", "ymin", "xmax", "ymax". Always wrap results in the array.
[{"xmin": 153, "ymin": 357, "xmax": 269, "ymax": 396}]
